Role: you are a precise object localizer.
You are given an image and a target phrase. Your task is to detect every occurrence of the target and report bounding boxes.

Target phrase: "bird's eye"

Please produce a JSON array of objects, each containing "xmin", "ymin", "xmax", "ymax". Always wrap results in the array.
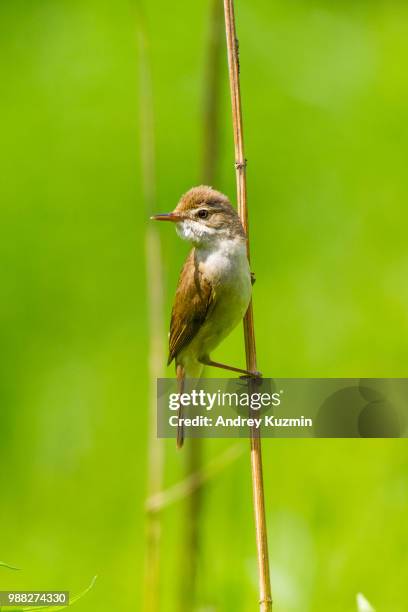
[{"xmin": 197, "ymin": 209, "xmax": 208, "ymax": 219}]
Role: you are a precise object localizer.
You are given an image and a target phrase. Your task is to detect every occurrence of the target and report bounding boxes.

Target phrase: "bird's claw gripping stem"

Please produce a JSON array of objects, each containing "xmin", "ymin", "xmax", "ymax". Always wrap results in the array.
[{"xmin": 239, "ymin": 370, "xmax": 263, "ymax": 381}]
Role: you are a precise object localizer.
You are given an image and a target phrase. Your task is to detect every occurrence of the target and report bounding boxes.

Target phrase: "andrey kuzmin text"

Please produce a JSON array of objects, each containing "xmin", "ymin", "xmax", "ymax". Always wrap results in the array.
[{"xmin": 168, "ymin": 414, "xmax": 313, "ymax": 429}]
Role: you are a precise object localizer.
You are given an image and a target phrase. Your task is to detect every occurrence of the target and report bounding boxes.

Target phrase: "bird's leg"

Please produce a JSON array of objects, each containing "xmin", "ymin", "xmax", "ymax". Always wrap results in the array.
[
  {"xmin": 176, "ymin": 364, "xmax": 185, "ymax": 449},
  {"xmin": 200, "ymin": 358, "xmax": 262, "ymax": 378}
]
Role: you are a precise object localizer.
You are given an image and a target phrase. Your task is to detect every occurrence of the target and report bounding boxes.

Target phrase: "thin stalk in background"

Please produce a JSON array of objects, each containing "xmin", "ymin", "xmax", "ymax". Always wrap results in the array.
[
  {"xmin": 223, "ymin": 1, "xmax": 273, "ymax": 611},
  {"xmin": 138, "ymin": 11, "xmax": 166, "ymax": 612},
  {"xmin": 180, "ymin": 2, "xmax": 225, "ymax": 610},
  {"xmin": 202, "ymin": 0, "xmax": 225, "ymax": 183}
]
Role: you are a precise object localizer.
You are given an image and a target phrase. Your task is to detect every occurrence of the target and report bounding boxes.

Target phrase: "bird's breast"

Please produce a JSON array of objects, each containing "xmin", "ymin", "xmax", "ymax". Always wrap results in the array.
[
  {"xmin": 197, "ymin": 239, "xmax": 251, "ymax": 341},
  {"xmin": 177, "ymin": 240, "xmax": 252, "ymax": 371},
  {"xmin": 197, "ymin": 238, "xmax": 250, "ymax": 288}
]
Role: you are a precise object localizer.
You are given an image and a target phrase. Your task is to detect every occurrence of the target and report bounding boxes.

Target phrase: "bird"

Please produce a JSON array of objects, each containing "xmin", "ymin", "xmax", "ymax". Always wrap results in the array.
[{"xmin": 151, "ymin": 185, "xmax": 258, "ymax": 447}]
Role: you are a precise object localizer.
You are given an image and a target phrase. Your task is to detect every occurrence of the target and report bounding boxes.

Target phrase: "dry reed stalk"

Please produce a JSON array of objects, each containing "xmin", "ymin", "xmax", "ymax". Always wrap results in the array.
[
  {"xmin": 138, "ymin": 12, "xmax": 166, "ymax": 612},
  {"xmin": 146, "ymin": 442, "xmax": 244, "ymax": 512},
  {"xmin": 223, "ymin": 1, "xmax": 273, "ymax": 610}
]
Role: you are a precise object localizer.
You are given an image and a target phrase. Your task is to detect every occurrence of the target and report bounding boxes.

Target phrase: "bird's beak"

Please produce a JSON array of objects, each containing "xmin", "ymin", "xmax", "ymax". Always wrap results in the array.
[{"xmin": 150, "ymin": 212, "xmax": 184, "ymax": 222}]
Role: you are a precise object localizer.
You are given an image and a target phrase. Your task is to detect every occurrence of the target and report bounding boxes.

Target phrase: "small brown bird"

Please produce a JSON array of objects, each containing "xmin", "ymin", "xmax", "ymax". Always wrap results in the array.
[{"xmin": 152, "ymin": 186, "xmax": 258, "ymax": 447}]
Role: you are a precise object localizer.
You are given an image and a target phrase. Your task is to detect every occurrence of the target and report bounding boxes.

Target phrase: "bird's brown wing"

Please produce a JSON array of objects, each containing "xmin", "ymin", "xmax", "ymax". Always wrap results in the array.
[{"xmin": 168, "ymin": 249, "xmax": 214, "ymax": 365}]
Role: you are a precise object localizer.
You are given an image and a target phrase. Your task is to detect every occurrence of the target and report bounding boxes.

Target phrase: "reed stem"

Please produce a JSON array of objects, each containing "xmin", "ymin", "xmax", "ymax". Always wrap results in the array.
[
  {"xmin": 139, "ymin": 11, "xmax": 166, "ymax": 612},
  {"xmin": 223, "ymin": 1, "xmax": 273, "ymax": 610},
  {"xmin": 202, "ymin": 0, "xmax": 225, "ymax": 183}
]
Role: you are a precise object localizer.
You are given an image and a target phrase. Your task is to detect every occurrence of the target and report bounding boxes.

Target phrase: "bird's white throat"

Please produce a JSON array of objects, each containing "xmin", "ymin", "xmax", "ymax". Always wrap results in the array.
[{"xmin": 176, "ymin": 219, "xmax": 227, "ymax": 245}]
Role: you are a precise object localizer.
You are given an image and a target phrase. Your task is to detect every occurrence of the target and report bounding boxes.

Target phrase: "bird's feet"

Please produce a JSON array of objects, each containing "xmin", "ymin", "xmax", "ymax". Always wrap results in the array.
[{"xmin": 239, "ymin": 370, "xmax": 263, "ymax": 381}]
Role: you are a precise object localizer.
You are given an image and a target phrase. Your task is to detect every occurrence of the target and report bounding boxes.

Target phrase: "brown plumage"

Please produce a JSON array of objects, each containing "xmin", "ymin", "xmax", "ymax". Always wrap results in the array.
[
  {"xmin": 168, "ymin": 249, "xmax": 214, "ymax": 366},
  {"xmin": 175, "ymin": 185, "xmax": 243, "ymax": 227}
]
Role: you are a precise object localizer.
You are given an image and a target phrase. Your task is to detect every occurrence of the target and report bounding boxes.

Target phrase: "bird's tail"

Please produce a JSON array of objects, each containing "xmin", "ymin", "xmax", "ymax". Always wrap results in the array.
[{"xmin": 176, "ymin": 364, "xmax": 185, "ymax": 449}]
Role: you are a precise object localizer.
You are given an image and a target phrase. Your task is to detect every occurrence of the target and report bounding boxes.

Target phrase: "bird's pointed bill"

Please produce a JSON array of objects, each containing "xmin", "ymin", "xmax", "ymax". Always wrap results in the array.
[{"xmin": 150, "ymin": 213, "xmax": 183, "ymax": 222}]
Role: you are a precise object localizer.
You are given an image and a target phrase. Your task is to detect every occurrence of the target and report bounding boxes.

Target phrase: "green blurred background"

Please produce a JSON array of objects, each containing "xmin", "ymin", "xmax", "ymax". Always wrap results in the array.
[{"xmin": 1, "ymin": 0, "xmax": 407, "ymax": 610}]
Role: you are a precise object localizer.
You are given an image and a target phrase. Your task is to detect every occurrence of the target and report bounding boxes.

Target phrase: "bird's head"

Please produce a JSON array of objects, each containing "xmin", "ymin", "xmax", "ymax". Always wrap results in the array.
[{"xmin": 151, "ymin": 185, "xmax": 246, "ymax": 246}]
